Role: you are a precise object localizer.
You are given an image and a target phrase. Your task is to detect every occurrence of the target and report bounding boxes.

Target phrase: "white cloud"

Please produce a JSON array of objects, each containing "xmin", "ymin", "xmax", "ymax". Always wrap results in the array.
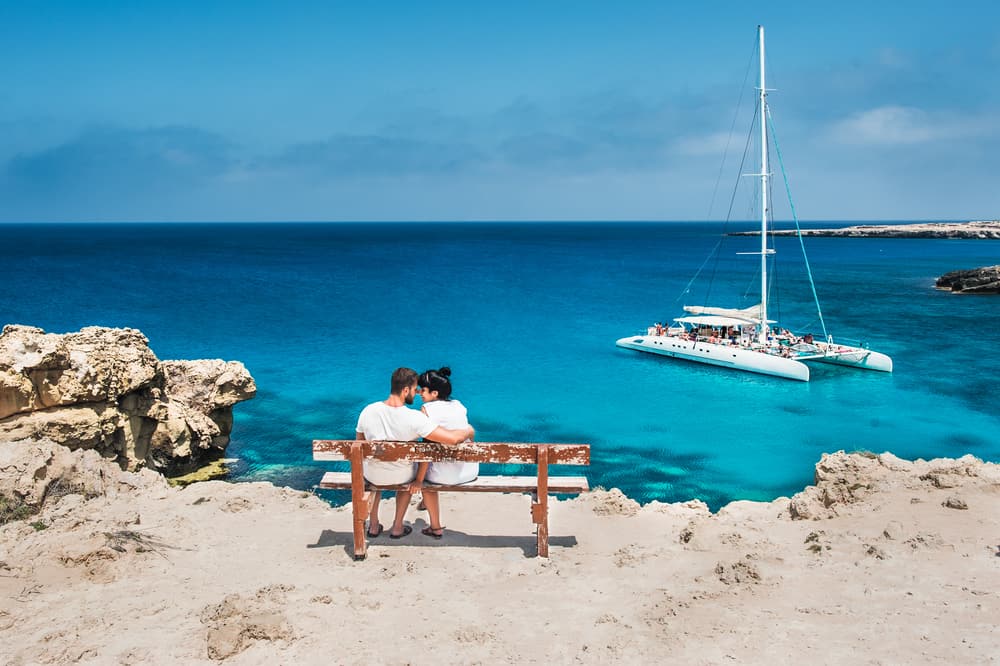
[
  {"xmin": 828, "ymin": 106, "xmax": 938, "ymax": 145},
  {"xmin": 825, "ymin": 105, "xmax": 1000, "ymax": 146},
  {"xmin": 672, "ymin": 131, "xmax": 734, "ymax": 156}
]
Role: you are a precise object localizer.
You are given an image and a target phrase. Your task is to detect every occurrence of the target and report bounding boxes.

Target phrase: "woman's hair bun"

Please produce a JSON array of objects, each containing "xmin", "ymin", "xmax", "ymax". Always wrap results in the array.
[{"xmin": 438, "ymin": 366, "xmax": 451, "ymax": 378}]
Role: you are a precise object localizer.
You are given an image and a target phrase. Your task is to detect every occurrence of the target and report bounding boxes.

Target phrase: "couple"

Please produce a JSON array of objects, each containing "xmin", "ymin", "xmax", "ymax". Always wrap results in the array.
[{"xmin": 355, "ymin": 366, "xmax": 478, "ymax": 540}]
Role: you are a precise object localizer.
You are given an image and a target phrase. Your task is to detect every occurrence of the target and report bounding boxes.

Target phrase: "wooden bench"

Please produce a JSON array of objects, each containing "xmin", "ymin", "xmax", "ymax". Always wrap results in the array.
[{"xmin": 313, "ymin": 440, "xmax": 590, "ymax": 560}]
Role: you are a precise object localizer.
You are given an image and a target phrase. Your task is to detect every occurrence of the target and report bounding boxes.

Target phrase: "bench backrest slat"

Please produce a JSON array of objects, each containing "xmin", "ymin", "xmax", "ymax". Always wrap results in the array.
[{"xmin": 312, "ymin": 440, "xmax": 590, "ymax": 465}]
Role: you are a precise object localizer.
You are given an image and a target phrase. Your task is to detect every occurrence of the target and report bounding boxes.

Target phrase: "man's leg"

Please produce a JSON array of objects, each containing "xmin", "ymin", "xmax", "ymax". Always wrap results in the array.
[
  {"xmin": 422, "ymin": 489, "xmax": 443, "ymax": 531},
  {"xmin": 390, "ymin": 491, "xmax": 411, "ymax": 536},
  {"xmin": 367, "ymin": 490, "xmax": 382, "ymax": 535}
]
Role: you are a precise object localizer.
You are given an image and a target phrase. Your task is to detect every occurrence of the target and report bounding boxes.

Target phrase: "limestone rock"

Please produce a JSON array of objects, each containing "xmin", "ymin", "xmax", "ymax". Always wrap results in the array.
[
  {"xmin": 919, "ymin": 457, "xmax": 981, "ymax": 488},
  {"xmin": 583, "ymin": 488, "xmax": 640, "ymax": 516},
  {"xmin": 714, "ymin": 559, "xmax": 762, "ymax": 585},
  {"xmin": 0, "ymin": 326, "xmax": 255, "ymax": 474},
  {"xmin": 0, "ymin": 438, "xmax": 167, "ymax": 506},
  {"xmin": 942, "ymin": 496, "xmax": 968, "ymax": 510},
  {"xmin": 0, "ymin": 325, "xmax": 160, "ymax": 418},
  {"xmin": 935, "ymin": 265, "xmax": 1000, "ymax": 294},
  {"xmin": 789, "ymin": 451, "xmax": 994, "ymax": 520},
  {"xmin": 790, "ymin": 451, "xmax": 898, "ymax": 519}
]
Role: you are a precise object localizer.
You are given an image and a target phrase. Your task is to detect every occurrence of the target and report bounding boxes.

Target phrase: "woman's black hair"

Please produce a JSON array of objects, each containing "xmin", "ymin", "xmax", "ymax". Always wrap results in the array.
[{"xmin": 417, "ymin": 366, "xmax": 453, "ymax": 400}]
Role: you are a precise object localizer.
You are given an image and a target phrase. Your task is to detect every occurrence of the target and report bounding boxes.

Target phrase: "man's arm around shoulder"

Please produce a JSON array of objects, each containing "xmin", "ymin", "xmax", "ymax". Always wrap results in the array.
[{"xmin": 424, "ymin": 425, "xmax": 475, "ymax": 446}]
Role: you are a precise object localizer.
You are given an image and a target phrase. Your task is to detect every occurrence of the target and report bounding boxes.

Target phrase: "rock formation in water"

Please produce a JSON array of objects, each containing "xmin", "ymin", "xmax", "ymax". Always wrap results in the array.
[
  {"xmin": 0, "ymin": 325, "xmax": 255, "ymax": 475},
  {"xmin": 730, "ymin": 220, "xmax": 1000, "ymax": 239},
  {"xmin": 934, "ymin": 265, "xmax": 1000, "ymax": 294}
]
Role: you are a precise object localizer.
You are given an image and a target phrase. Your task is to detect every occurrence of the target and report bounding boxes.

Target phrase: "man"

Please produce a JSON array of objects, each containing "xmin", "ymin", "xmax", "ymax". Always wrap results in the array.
[{"xmin": 356, "ymin": 367, "xmax": 474, "ymax": 539}]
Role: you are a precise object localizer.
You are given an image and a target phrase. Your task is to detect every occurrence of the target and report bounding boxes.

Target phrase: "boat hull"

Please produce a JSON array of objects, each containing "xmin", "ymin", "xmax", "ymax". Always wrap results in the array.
[
  {"xmin": 812, "ymin": 344, "xmax": 893, "ymax": 373},
  {"xmin": 615, "ymin": 335, "xmax": 811, "ymax": 381}
]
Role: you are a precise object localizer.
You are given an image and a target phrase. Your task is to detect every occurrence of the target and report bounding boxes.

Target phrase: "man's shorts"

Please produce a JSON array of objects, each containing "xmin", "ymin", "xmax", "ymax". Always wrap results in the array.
[{"xmin": 363, "ymin": 461, "xmax": 417, "ymax": 486}]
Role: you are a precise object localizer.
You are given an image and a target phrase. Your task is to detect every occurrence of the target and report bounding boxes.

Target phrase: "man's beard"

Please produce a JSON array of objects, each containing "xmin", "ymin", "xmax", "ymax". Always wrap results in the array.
[{"xmin": 404, "ymin": 393, "xmax": 415, "ymax": 405}]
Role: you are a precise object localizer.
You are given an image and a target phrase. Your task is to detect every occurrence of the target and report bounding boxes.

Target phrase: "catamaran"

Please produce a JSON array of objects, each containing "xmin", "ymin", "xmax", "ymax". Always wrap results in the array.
[{"xmin": 616, "ymin": 26, "xmax": 892, "ymax": 382}]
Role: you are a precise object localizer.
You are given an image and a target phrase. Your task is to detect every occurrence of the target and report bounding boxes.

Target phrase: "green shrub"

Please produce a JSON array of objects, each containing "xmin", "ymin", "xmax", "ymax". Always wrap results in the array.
[{"xmin": 0, "ymin": 494, "xmax": 40, "ymax": 526}]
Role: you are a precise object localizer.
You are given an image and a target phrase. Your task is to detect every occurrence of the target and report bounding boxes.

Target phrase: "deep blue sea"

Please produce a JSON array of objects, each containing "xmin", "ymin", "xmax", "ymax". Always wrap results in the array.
[{"xmin": 3, "ymin": 222, "xmax": 998, "ymax": 509}]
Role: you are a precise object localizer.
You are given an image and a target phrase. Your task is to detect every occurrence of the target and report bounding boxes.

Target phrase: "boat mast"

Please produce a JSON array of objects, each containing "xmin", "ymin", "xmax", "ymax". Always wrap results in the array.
[{"xmin": 757, "ymin": 25, "xmax": 770, "ymax": 344}]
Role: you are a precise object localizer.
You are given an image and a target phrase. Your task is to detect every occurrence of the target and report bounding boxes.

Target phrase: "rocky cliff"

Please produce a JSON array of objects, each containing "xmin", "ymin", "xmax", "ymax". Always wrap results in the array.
[
  {"xmin": 0, "ymin": 325, "xmax": 255, "ymax": 475},
  {"xmin": 934, "ymin": 265, "xmax": 1000, "ymax": 294}
]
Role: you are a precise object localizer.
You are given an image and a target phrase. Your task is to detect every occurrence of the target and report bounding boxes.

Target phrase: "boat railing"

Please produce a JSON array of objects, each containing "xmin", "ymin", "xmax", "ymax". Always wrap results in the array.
[{"xmin": 820, "ymin": 335, "xmax": 871, "ymax": 350}]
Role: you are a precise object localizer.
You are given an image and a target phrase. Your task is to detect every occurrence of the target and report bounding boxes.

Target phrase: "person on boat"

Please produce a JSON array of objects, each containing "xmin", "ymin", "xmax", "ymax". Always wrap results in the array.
[
  {"xmin": 414, "ymin": 367, "xmax": 477, "ymax": 539},
  {"xmin": 655, "ymin": 322, "xmax": 663, "ymax": 336},
  {"xmin": 356, "ymin": 367, "xmax": 475, "ymax": 539}
]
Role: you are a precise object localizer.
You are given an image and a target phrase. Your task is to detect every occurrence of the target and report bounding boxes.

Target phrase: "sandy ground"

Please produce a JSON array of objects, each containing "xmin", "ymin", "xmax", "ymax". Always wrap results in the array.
[{"xmin": 1, "ymin": 448, "xmax": 999, "ymax": 665}]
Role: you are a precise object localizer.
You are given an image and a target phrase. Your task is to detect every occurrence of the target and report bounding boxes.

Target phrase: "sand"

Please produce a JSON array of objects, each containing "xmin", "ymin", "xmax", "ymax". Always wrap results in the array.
[{"xmin": 1, "ymin": 447, "xmax": 998, "ymax": 665}]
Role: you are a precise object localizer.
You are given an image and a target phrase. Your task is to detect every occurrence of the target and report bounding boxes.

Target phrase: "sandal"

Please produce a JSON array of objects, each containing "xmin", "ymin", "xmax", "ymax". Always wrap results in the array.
[
  {"xmin": 421, "ymin": 526, "xmax": 445, "ymax": 540},
  {"xmin": 367, "ymin": 523, "xmax": 384, "ymax": 538},
  {"xmin": 389, "ymin": 525, "xmax": 413, "ymax": 540}
]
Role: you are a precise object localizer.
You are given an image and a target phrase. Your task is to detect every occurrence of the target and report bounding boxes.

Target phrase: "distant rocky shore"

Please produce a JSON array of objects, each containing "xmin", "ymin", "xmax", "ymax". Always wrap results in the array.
[
  {"xmin": 935, "ymin": 265, "xmax": 1000, "ymax": 294},
  {"xmin": 0, "ymin": 325, "xmax": 255, "ymax": 475},
  {"xmin": 730, "ymin": 220, "xmax": 1000, "ymax": 239}
]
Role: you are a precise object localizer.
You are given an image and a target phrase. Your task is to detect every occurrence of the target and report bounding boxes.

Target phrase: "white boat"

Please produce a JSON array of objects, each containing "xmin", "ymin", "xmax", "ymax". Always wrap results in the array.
[{"xmin": 616, "ymin": 26, "xmax": 892, "ymax": 382}]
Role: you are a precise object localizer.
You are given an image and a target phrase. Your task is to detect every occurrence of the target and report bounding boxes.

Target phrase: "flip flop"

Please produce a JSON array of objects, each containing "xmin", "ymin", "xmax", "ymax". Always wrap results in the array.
[
  {"xmin": 389, "ymin": 525, "xmax": 413, "ymax": 540},
  {"xmin": 421, "ymin": 526, "xmax": 444, "ymax": 540},
  {"xmin": 367, "ymin": 523, "xmax": 384, "ymax": 538}
]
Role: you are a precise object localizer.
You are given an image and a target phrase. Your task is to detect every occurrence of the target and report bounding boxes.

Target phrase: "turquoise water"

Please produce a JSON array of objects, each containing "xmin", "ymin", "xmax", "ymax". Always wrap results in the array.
[{"xmin": 2, "ymin": 222, "xmax": 998, "ymax": 508}]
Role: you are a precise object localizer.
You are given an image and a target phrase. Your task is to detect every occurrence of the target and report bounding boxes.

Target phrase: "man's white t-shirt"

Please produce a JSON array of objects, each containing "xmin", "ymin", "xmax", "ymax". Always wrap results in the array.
[{"xmin": 355, "ymin": 401, "xmax": 437, "ymax": 485}]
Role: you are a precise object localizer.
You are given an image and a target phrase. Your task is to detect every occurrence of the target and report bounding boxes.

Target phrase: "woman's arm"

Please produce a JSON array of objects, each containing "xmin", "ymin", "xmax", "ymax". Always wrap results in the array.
[{"xmin": 409, "ymin": 461, "xmax": 428, "ymax": 494}]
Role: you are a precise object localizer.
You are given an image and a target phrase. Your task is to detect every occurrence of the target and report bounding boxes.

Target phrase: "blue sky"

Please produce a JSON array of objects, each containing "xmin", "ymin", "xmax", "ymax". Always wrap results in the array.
[{"xmin": 1, "ymin": 1, "xmax": 998, "ymax": 222}]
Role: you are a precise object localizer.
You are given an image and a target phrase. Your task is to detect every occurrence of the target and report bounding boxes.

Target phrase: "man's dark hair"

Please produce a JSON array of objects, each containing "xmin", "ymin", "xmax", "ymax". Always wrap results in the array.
[{"xmin": 390, "ymin": 367, "xmax": 418, "ymax": 395}]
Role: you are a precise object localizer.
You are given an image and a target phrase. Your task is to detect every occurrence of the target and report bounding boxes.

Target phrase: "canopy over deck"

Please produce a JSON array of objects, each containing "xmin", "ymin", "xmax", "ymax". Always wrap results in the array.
[{"xmin": 682, "ymin": 304, "xmax": 775, "ymax": 324}]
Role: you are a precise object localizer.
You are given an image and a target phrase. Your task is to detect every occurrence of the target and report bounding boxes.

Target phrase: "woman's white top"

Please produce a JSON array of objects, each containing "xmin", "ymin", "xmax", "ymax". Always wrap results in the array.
[{"xmin": 423, "ymin": 399, "xmax": 478, "ymax": 484}]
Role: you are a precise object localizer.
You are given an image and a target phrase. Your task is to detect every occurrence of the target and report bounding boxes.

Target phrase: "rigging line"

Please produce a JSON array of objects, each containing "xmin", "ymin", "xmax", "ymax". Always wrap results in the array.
[
  {"xmin": 766, "ymin": 105, "xmax": 829, "ymax": 341},
  {"xmin": 728, "ymin": 100, "xmax": 759, "ymax": 225},
  {"xmin": 705, "ymin": 37, "xmax": 759, "ymax": 221},
  {"xmin": 673, "ymin": 237, "xmax": 724, "ymax": 307},
  {"xmin": 703, "ymin": 99, "xmax": 758, "ymax": 309},
  {"xmin": 699, "ymin": 30, "xmax": 762, "ymax": 310},
  {"xmin": 767, "ymin": 138, "xmax": 781, "ymax": 325}
]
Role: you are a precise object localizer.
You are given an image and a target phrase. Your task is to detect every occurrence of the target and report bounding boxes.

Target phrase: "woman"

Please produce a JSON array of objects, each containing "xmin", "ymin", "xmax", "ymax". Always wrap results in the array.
[{"xmin": 416, "ymin": 367, "xmax": 477, "ymax": 539}]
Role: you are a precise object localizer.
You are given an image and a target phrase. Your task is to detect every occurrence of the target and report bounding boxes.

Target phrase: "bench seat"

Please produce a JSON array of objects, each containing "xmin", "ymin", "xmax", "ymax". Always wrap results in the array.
[
  {"xmin": 319, "ymin": 472, "xmax": 589, "ymax": 494},
  {"xmin": 313, "ymin": 439, "xmax": 590, "ymax": 559}
]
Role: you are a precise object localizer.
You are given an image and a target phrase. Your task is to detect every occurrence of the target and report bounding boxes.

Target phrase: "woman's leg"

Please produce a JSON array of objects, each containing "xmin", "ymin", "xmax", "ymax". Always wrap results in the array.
[{"xmin": 422, "ymin": 489, "xmax": 443, "ymax": 531}]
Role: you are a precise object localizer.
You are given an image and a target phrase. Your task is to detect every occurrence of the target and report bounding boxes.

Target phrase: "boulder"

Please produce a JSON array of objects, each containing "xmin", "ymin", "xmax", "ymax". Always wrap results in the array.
[
  {"xmin": 789, "ymin": 451, "xmax": 993, "ymax": 520},
  {"xmin": 935, "ymin": 265, "xmax": 1000, "ymax": 294},
  {"xmin": 0, "ymin": 325, "xmax": 255, "ymax": 474},
  {"xmin": 0, "ymin": 438, "xmax": 168, "ymax": 506},
  {"xmin": 790, "ymin": 451, "xmax": 900, "ymax": 519}
]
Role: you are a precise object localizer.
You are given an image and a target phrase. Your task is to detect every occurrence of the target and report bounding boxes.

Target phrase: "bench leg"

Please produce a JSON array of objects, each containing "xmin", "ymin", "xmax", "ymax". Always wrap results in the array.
[
  {"xmin": 532, "ymin": 496, "xmax": 549, "ymax": 558},
  {"xmin": 532, "ymin": 445, "xmax": 550, "ymax": 558},
  {"xmin": 351, "ymin": 491, "xmax": 367, "ymax": 561},
  {"xmin": 349, "ymin": 489, "xmax": 378, "ymax": 560},
  {"xmin": 350, "ymin": 442, "xmax": 373, "ymax": 560}
]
